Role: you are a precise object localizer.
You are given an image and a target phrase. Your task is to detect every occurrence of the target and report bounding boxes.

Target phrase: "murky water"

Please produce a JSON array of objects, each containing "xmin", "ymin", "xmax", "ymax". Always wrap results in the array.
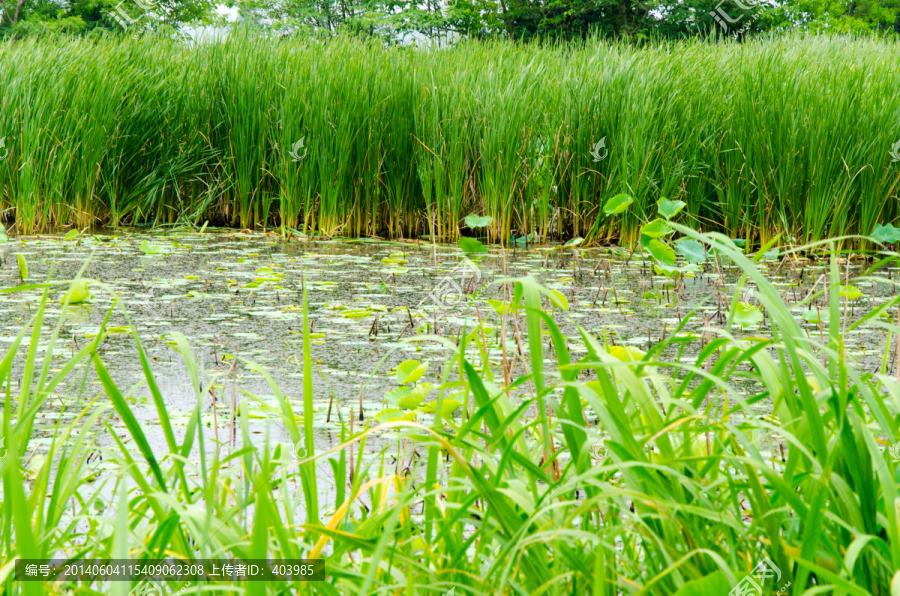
[{"xmin": 2, "ymin": 229, "xmax": 895, "ymax": 511}]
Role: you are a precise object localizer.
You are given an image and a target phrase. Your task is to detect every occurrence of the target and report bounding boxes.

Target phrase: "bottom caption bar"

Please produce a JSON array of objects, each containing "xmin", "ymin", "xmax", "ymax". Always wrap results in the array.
[{"xmin": 15, "ymin": 559, "xmax": 326, "ymax": 582}]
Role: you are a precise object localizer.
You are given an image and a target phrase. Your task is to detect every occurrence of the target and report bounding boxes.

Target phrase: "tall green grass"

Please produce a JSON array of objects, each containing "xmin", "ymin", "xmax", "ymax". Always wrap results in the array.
[
  {"xmin": 0, "ymin": 33, "xmax": 899, "ymax": 246},
  {"xmin": 1, "ymin": 232, "xmax": 900, "ymax": 594}
]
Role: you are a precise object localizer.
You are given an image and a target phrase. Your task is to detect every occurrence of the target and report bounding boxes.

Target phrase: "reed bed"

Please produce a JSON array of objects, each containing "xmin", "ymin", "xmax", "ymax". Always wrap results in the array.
[{"xmin": 1, "ymin": 34, "xmax": 899, "ymax": 246}]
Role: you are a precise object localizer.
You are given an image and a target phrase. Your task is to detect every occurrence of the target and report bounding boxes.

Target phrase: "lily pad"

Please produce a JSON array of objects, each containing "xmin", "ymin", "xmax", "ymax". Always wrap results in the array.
[
  {"xmin": 375, "ymin": 409, "xmax": 416, "ymax": 423},
  {"xmin": 871, "ymin": 223, "xmax": 900, "ymax": 244},
  {"xmin": 839, "ymin": 285, "xmax": 864, "ymax": 300},
  {"xmin": 657, "ymin": 198, "xmax": 687, "ymax": 220},
  {"xmin": 463, "ymin": 214, "xmax": 493, "ymax": 228},
  {"xmin": 802, "ymin": 309, "xmax": 828, "ymax": 324},
  {"xmin": 139, "ymin": 240, "xmax": 161, "ymax": 255},
  {"xmin": 398, "ymin": 391, "xmax": 424, "ymax": 410},
  {"xmin": 422, "ymin": 398, "xmax": 462, "ymax": 416},
  {"xmin": 734, "ymin": 302, "xmax": 763, "ymax": 328},
  {"xmin": 61, "ymin": 281, "xmax": 90, "ymax": 305},
  {"xmin": 603, "ymin": 194, "xmax": 633, "ymax": 216},
  {"xmin": 17, "ymin": 253, "xmax": 27, "ymax": 280},
  {"xmin": 608, "ymin": 345, "xmax": 646, "ymax": 363},
  {"xmin": 396, "ymin": 360, "xmax": 428, "ymax": 385},
  {"xmin": 674, "ymin": 238, "xmax": 707, "ymax": 263},
  {"xmin": 459, "ymin": 237, "xmax": 487, "ymax": 253},
  {"xmin": 640, "ymin": 219, "xmax": 673, "ymax": 239},
  {"xmin": 647, "ymin": 239, "xmax": 676, "ymax": 266}
]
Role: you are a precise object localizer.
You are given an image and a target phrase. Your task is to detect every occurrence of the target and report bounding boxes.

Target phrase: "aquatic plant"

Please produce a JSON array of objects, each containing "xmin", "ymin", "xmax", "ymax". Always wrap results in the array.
[
  {"xmin": 0, "ymin": 34, "xmax": 899, "ymax": 247},
  {"xmin": 0, "ymin": 227, "xmax": 898, "ymax": 595}
]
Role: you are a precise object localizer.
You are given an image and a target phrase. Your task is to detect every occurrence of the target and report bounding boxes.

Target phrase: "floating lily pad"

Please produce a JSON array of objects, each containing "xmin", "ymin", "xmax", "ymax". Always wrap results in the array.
[
  {"xmin": 375, "ymin": 409, "xmax": 416, "ymax": 423},
  {"xmin": 139, "ymin": 240, "xmax": 161, "ymax": 255},
  {"xmin": 61, "ymin": 281, "xmax": 90, "ymax": 305},
  {"xmin": 839, "ymin": 285, "xmax": 864, "ymax": 300},
  {"xmin": 459, "ymin": 237, "xmax": 487, "ymax": 253},
  {"xmin": 802, "ymin": 309, "xmax": 828, "ymax": 324}
]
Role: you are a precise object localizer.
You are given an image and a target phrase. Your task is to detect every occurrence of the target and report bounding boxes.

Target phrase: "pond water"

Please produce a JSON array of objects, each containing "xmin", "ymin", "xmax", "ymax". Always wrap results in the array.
[{"xmin": 2, "ymin": 230, "xmax": 894, "ymax": 512}]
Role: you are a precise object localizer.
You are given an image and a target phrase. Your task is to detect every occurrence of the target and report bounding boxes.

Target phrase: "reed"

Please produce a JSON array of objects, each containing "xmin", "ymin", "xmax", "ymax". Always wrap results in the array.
[{"xmin": 0, "ymin": 33, "xmax": 899, "ymax": 247}]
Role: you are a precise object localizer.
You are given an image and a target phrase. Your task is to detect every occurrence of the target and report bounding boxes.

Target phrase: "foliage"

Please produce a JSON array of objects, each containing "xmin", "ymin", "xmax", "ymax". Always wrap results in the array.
[
  {"xmin": 1, "ymin": 231, "xmax": 898, "ymax": 595},
  {"xmin": 1, "ymin": 34, "xmax": 900, "ymax": 246}
]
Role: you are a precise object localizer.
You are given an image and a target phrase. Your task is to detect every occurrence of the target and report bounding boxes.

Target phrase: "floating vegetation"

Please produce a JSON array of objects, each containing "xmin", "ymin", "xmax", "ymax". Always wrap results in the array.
[{"xmin": 0, "ymin": 228, "xmax": 898, "ymax": 594}]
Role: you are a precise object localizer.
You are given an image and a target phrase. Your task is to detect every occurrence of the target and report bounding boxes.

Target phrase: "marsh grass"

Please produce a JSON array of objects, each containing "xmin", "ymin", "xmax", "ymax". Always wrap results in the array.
[
  {"xmin": 0, "ymin": 230, "xmax": 899, "ymax": 594},
  {"xmin": 0, "ymin": 34, "xmax": 899, "ymax": 246}
]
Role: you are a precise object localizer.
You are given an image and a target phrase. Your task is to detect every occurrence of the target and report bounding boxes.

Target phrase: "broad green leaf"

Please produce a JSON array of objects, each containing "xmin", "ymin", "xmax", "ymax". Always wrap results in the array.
[
  {"xmin": 603, "ymin": 194, "xmax": 633, "ymax": 216},
  {"xmin": 17, "ymin": 253, "xmax": 27, "ymax": 279},
  {"xmin": 802, "ymin": 308, "xmax": 829, "ymax": 323},
  {"xmin": 513, "ymin": 232, "xmax": 537, "ymax": 246},
  {"xmin": 375, "ymin": 408, "xmax": 415, "ymax": 423},
  {"xmin": 546, "ymin": 289, "xmax": 570, "ymax": 311},
  {"xmin": 0, "ymin": 230, "xmax": 7, "ymax": 243},
  {"xmin": 640, "ymin": 219, "xmax": 673, "ymax": 239},
  {"xmin": 398, "ymin": 392, "xmax": 424, "ymax": 410},
  {"xmin": 396, "ymin": 360, "xmax": 428, "ymax": 385},
  {"xmin": 459, "ymin": 237, "xmax": 487, "ymax": 253},
  {"xmin": 839, "ymin": 285, "xmax": 864, "ymax": 301},
  {"xmin": 871, "ymin": 223, "xmax": 900, "ymax": 244},
  {"xmin": 675, "ymin": 238, "xmax": 707, "ymax": 263},
  {"xmin": 671, "ymin": 571, "xmax": 730, "ymax": 596},
  {"xmin": 657, "ymin": 198, "xmax": 686, "ymax": 220},
  {"xmin": 647, "ymin": 239, "xmax": 676, "ymax": 265},
  {"xmin": 463, "ymin": 214, "xmax": 493, "ymax": 228},
  {"xmin": 653, "ymin": 263, "xmax": 681, "ymax": 279},
  {"xmin": 421, "ymin": 398, "xmax": 461, "ymax": 416},
  {"xmin": 139, "ymin": 240, "xmax": 160, "ymax": 255},
  {"xmin": 563, "ymin": 237, "xmax": 583, "ymax": 248},
  {"xmin": 488, "ymin": 299, "xmax": 512, "ymax": 315},
  {"xmin": 608, "ymin": 345, "xmax": 646, "ymax": 364},
  {"xmin": 61, "ymin": 281, "xmax": 89, "ymax": 305},
  {"xmin": 734, "ymin": 302, "xmax": 763, "ymax": 328}
]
